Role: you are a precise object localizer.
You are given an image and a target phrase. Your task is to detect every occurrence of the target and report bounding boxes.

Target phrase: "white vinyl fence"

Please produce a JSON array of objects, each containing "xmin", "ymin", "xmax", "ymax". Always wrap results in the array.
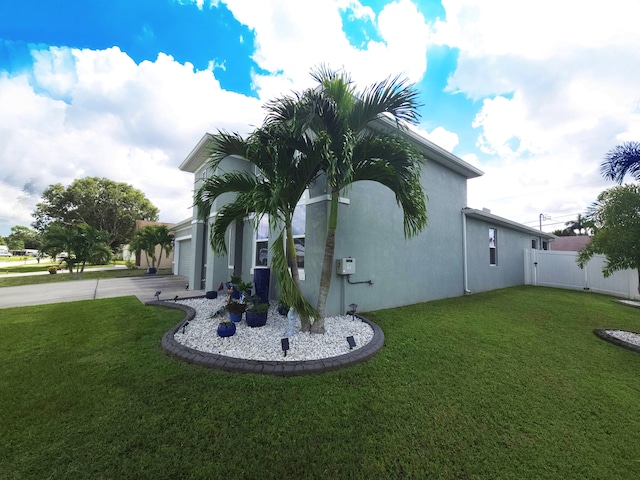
[{"xmin": 524, "ymin": 249, "xmax": 640, "ymax": 300}]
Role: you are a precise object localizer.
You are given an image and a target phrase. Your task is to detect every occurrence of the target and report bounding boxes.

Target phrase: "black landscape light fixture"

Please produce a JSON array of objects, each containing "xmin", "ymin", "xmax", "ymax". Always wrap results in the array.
[
  {"xmin": 173, "ymin": 295, "xmax": 179, "ymax": 302},
  {"xmin": 347, "ymin": 336, "xmax": 356, "ymax": 350},
  {"xmin": 348, "ymin": 303, "xmax": 358, "ymax": 321},
  {"xmin": 154, "ymin": 291, "xmax": 161, "ymax": 301},
  {"xmin": 281, "ymin": 338, "xmax": 290, "ymax": 357},
  {"xmin": 182, "ymin": 321, "xmax": 189, "ymax": 334}
]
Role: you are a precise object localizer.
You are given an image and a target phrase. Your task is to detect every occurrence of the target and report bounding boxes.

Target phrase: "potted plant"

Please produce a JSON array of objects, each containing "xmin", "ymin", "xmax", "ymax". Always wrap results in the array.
[
  {"xmin": 48, "ymin": 266, "xmax": 57, "ymax": 275},
  {"xmin": 226, "ymin": 274, "xmax": 243, "ymax": 299},
  {"xmin": 225, "ymin": 300, "xmax": 247, "ymax": 323},
  {"xmin": 216, "ymin": 321, "xmax": 236, "ymax": 337},
  {"xmin": 245, "ymin": 295, "xmax": 269, "ymax": 327}
]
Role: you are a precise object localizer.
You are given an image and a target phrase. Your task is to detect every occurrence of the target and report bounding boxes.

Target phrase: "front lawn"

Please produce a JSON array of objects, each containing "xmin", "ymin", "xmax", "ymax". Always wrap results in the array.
[{"xmin": 1, "ymin": 287, "xmax": 639, "ymax": 479}]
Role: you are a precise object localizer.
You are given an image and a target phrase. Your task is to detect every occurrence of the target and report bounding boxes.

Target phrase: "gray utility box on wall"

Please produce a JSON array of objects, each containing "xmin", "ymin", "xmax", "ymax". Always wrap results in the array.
[{"xmin": 336, "ymin": 257, "xmax": 356, "ymax": 275}]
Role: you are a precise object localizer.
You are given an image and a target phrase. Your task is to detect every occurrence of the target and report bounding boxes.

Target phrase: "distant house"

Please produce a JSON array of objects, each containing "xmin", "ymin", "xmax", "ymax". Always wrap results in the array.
[
  {"xmin": 173, "ymin": 121, "xmax": 554, "ymax": 316},
  {"xmin": 122, "ymin": 220, "xmax": 175, "ymax": 268},
  {"xmin": 550, "ymin": 236, "xmax": 591, "ymax": 252}
]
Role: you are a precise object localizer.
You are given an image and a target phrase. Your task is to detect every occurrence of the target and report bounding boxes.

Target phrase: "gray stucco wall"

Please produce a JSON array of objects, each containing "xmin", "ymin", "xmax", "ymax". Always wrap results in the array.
[
  {"xmin": 464, "ymin": 216, "xmax": 538, "ymax": 293},
  {"xmin": 299, "ymin": 159, "xmax": 469, "ymax": 316}
]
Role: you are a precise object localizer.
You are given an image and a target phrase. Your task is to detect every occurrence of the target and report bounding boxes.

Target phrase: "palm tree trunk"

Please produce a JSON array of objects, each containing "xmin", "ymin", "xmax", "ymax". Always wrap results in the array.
[
  {"xmin": 311, "ymin": 192, "xmax": 339, "ymax": 334},
  {"xmin": 286, "ymin": 222, "xmax": 311, "ymax": 332}
]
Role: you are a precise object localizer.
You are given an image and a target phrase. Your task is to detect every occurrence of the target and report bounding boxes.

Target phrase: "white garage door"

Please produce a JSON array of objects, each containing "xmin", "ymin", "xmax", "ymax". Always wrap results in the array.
[{"xmin": 177, "ymin": 239, "xmax": 192, "ymax": 277}]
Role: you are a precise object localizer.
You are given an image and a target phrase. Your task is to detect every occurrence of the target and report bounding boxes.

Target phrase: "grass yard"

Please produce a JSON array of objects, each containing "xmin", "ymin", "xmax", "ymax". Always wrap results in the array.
[
  {"xmin": 0, "ymin": 267, "xmax": 173, "ymax": 288},
  {"xmin": 1, "ymin": 286, "xmax": 640, "ymax": 479}
]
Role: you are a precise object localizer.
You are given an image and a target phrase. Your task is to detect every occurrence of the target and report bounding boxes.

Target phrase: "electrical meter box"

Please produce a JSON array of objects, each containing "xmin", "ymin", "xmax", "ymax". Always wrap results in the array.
[{"xmin": 336, "ymin": 257, "xmax": 356, "ymax": 275}]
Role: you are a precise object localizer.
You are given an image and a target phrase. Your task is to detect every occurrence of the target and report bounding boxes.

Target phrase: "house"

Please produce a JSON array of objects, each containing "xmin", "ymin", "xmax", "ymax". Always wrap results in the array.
[
  {"xmin": 549, "ymin": 236, "xmax": 591, "ymax": 252},
  {"xmin": 173, "ymin": 119, "xmax": 555, "ymax": 316},
  {"xmin": 122, "ymin": 220, "xmax": 175, "ymax": 268}
]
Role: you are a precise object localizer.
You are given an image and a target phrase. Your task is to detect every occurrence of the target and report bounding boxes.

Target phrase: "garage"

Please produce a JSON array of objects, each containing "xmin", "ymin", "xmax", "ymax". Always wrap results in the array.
[{"xmin": 176, "ymin": 238, "xmax": 192, "ymax": 278}]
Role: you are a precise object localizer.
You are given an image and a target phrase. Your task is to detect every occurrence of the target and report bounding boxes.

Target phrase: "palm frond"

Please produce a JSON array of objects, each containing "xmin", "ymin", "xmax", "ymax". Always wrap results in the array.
[{"xmin": 601, "ymin": 141, "xmax": 640, "ymax": 183}]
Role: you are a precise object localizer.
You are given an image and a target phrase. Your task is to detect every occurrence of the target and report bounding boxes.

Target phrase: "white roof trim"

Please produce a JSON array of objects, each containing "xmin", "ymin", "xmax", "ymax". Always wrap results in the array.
[{"xmin": 463, "ymin": 208, "xmax": 556, "ymax": 239}]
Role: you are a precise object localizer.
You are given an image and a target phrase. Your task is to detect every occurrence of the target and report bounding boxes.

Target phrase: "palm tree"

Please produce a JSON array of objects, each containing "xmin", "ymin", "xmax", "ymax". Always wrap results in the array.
[
  {"xmin": 288, "ymin": 66, "xmax": 428, "ymax": 333},
  {"xmin": 41, "ymin": 223, "xmax": 111, "ymax": 273},
  {"xmin": 601, "ymin": 141, "xmax": 640, "ymax": 183},
  {"xmin": 195, "ymin": 122, "xmax": 322, "ymax": 329},
  {"xmin": 565, "ymin": 214, "xmax": 588, "ymax": 235},
  {"xmin": 130, "ymin": 225, "xmax": 174, "ymax": 271}
]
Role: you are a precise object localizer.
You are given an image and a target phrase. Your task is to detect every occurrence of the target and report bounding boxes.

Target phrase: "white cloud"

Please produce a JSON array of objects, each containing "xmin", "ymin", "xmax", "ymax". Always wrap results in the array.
[
  {"xmin": 221, "ymin": 0, "xmax": 430, "ymax": 99},
  {"xmin": 429, "ymin": 1, "xmax": 640, "ymax": 228},
  {"xmin": 0, "ymin": 46, "xmax": 265, "ymax": 235}
]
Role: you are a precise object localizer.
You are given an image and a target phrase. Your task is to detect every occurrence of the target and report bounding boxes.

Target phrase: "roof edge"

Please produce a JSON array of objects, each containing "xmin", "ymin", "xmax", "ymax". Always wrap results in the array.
[{"xmin": 463, "ymin": 208, "xmax": 556, "ymax": 239}]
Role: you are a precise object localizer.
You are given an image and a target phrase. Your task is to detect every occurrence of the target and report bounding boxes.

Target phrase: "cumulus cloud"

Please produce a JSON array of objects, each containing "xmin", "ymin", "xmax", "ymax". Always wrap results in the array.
[
  {"xmin": 430, "ymin": 0, "xmax": 640, "ymax": 226},
  {"xmin": 0, "ymin": 46, "xmax": 265, "ymax": 234},
  {"xmin": 221, "ymin": 0, "xmax": 430, "ymax": 99}
]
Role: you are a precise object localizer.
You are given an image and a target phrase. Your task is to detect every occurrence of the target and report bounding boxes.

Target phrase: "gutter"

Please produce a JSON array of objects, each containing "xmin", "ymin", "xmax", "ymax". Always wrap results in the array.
[{"xmin": 462, "ymin": 209, "xmax": 471, "ymax": 294}]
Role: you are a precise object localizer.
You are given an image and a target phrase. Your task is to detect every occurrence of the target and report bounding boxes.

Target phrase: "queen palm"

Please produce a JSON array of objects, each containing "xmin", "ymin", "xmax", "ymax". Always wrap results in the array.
[
  {"xmin": 283, "ymin": 66, "xmax": 428, "ymax": 333},
  {"xmin": 601, "ymin": 141, "xmax": 640, "ymax": 183},
  {"xmin": 195, "ymin": 121, "xmax": 321, "ymax": 329}
]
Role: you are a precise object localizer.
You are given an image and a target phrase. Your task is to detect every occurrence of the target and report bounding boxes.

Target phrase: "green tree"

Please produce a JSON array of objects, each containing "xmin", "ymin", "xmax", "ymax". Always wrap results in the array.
[
  {"xmin": 294, "ymin": 66, "xmax": 428, "ymax": 333},
  {"xmin": 130, "ymin": 225, "xmax": 174, "ymax": 270},
  {"xmin": 33, "ymin": 177, "xmax": 159, "ymax": 249},
  {"xmin": 577, "ymin": 185, "xmax": 640, "ymax": 293},
  {"xmin": 6, "ymin": 226, "xmax": 42, "ymax": 250},
  {"xmin": 551, "ymin": 228, "xmax": 577, "ymax": 237},
  {"xmin": 195, "ymin": 123, "xmax": 321, "ymax": 330},
  {"xmin": 601, "ymin": 141, "xmax": 640, "ymax": 183},
  {"xmin": 41, "ymin": 223, "xmax": 112, "ymax": 272}
]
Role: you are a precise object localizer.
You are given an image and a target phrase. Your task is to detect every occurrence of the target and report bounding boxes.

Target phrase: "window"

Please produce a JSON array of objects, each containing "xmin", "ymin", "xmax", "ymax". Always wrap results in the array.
[
  {"xmin": 254, "ymin": 215, "xmax": 269, "ymax": 267},
  {"xmin": 531, "ymin": 239, "xmax": 537, "ymax": 249},
  {"xmin": 542, "ymin": 240, "xmax": 549, "ymax": 251},
  {"xmin": 227, "ymin": 223, "xmax": 235, "ymax": 270},
  {"xmin": 292, "ymin": 191, "xmax": 307, "ymax": 270},
  {"xmin": 489, "ymin": 228, "xmax": 497, "ymax": 265}
]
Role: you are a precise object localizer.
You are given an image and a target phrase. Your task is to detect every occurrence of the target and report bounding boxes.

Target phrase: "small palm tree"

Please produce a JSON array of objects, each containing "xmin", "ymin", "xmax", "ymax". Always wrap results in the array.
[
  {"xmin": 292, "ymin": 66, "xmax": 428, "ymax": 333},
  {"xmin": 565, "ymin": 214, "xmax": 588, "ymax": 235},
  {"xmin": 195, "ymin": 122, "xmax": 322, "ymax": 329},
  {"xmin": 601, "ymin": 141, "xmax": 640, "ymax": 183},
  {"xmin": 130, "ymin": 225, "xmax": 174, "ymax": 270}
]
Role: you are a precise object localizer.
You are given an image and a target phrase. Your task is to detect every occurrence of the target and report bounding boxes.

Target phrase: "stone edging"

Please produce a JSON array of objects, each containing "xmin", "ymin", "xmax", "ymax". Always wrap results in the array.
[
  {"xmin": 593, "ymin": 328, "xmax": 640, "ymax": 354},
  {"xmin": 147, "ymin": 300, "xmax": 385, "ymax": 376}
]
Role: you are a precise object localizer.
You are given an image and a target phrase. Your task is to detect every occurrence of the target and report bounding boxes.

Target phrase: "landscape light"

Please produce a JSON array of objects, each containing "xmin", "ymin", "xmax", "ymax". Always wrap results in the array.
[
  {"xmin": 281, "ymin": 338, "xmax": 290, "ymax": 357},
  {"xmin": 182, "ymin": 322, "xmax": 189, "ymax": 334},
  {"xmin": 348, "ymin": 303, "xmax": 358, "ymax": 321},
  {"xmin": 154, "ymin": 291, "xmax": 161, "ymax": 301},
  {"xmin": 347, "ymin": 336, "xmax": 356, "ymax": 350}
]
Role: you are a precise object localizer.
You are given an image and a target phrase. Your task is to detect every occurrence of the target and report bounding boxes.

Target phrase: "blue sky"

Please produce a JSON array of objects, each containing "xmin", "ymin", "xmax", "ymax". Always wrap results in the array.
[{"xmin": 0, "ymin": 0, "xmax": 638, "ymax": 237}]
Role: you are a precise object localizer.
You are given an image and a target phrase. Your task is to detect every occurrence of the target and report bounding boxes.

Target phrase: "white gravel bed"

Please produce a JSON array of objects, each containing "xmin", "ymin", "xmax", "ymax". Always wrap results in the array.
[
  {"xmin": 605, "ymin": 329, "xmax": 640, "ymax": 346},
  {"xmin": 173, "ymin": 297, "xmax": 374, "ymax": 361}
]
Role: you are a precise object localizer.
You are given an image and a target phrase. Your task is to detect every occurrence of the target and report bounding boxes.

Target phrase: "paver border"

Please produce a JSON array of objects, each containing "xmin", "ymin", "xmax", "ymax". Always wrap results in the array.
[
  {"xmin": 148, "ymin": 299, "xmax": 385, "ymax": 376},
  {"xmin": 593, "ymin": 328, "xmax": 640, "ymax": 354}
]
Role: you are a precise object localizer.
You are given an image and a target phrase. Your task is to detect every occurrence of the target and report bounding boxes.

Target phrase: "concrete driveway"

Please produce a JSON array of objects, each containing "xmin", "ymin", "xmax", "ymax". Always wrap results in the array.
[{"xmin": 0, "ymin": 274, "xmax": 205, "ymax": 309}]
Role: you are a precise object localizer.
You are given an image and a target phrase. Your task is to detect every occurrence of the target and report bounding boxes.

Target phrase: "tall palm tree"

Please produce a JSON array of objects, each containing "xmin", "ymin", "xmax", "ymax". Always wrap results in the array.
[
  {"xmin": 565, "ymin": 214, "xmax": 588, "ymax": 235},
  {"xmin": 601, "ymin": 141, "xmax": 640, "ymax": 183},
  {"xmin": 286, "ymin": 66, "xmax": 428, "ymax": 333},
  {"xmin": 195, "ymin": 122, "xmax": 322, "ymax": 329}
]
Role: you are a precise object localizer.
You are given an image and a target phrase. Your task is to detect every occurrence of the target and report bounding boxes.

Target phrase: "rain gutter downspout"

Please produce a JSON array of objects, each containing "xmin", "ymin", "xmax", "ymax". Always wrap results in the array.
[{"xmin": 462, "ymin": 209, "xmax": 471, "ymax": 294}]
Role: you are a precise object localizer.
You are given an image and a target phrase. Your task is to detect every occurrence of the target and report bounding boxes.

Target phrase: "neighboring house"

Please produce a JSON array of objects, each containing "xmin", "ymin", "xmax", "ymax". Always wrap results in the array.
[
  {"xmin": 122, "ymin": 220, "xmax": 175, "ymax": 269},
  {"xmin": 175, "ymin": 120, "xmax": 555, "ymax": 316},
  {"xmin": 549, "ymin": 236, "xmax": 591, "ymax": 252}
]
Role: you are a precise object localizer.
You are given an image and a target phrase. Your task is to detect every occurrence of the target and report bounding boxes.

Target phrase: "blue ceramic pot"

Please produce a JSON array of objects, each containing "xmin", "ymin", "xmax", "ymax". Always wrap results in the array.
[
  {"xmin": 217, "ymin": 323, "xmax": 236, "ymax": 337},
  {"xmin": 229, "ymin": 312, "xmax": 242, "ymax": 323}
]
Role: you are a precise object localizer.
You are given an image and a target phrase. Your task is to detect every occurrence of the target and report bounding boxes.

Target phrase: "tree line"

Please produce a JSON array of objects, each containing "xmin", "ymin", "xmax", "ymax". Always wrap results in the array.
[{"xmin": 1, "ymin": 177, "xmax": 167, "ymax": 272}]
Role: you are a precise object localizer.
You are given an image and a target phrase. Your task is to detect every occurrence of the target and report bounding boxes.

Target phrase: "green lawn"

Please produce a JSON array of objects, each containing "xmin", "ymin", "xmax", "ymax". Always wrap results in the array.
[
  {"xmin": 0, "ymin": 267, "xmax": 173, "ymax": 287},
  {"xmin": 1, "ymin": 287, "xmax": 640, "ymax": 479}
]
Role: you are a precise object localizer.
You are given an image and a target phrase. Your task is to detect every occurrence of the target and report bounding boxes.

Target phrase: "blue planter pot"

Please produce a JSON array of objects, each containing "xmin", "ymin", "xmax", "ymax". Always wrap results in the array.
[
  {"xmin": 246, "ymin": 310, "xmax": 267, "ymax": 328},
  {"xmin": 205, "ymin": 291, "xmax": 217, "ymax": 299},
  {"xmin": 147, "ymin": 267, "xmax": 157, "ymax": 274},
  {"xmin": 217, "ymin": 323, "xmax": 236, "ymax": 337},
  {"xmin": 229, "ymin": 312, "xmax": 243, "ymax": 323}
]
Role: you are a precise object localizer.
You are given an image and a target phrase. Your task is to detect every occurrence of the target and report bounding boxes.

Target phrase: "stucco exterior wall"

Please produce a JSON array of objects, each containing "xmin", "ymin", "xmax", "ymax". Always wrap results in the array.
[
  {"xmin": 298, "ymin": 159, "xmax": 469, "ymax": 315},
  {"xmin": 465, "ymin": 216, "xmax": 538, "ymax": 293}
]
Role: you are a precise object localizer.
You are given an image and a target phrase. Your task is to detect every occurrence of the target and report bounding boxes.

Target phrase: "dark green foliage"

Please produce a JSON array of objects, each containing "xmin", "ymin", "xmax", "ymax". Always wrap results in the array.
[
  {"xmin": 32, "ymin": 177, "xmax": 159, "ymax": 249},
  {"xmin": 578, "ymin": 185, "xmax": 640, "ymax": 290}
]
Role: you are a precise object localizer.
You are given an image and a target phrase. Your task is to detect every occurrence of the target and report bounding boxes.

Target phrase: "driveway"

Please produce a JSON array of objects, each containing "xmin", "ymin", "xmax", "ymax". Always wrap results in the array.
[{"xmin": 0, "ymin": 275, "xmax": 205, "ymax": 309}]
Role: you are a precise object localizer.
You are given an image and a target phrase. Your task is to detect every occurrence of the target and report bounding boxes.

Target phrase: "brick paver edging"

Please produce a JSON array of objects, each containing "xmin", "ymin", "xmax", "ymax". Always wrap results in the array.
[
  {"xmin": 593, "ymin": 328, "xmax": 640, "ymax": 354},
  {"xmin": 148, "ymin": 300, "xmax": 385, "ymax": 376}
]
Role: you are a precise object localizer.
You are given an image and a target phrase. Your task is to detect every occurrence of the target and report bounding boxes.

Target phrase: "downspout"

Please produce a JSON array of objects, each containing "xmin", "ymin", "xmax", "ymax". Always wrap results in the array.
[{"xmin": 462, "ymin": 209, "xmax": 471, "ymax": 294}]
